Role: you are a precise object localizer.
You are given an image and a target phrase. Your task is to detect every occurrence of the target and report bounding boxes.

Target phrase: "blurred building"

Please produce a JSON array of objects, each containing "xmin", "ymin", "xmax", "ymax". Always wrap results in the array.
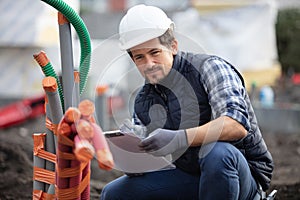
[
  {"xmin": 81, "ymin": 0, "xmax": 282, "ymax": 91},
  {"xmin": 176, "ymin": 0, "xmax": 280, "ymax": 90},
  {"xmin": 1, "ymin": 0, "xmax": 299, "ymax": 130},
  {"xmin": 1, "ymin": 0, "xmax": 299, "ymax": 98},
  {"xmin": 0, "ymin": 0, "xmax": 80, "ymax": 98}
]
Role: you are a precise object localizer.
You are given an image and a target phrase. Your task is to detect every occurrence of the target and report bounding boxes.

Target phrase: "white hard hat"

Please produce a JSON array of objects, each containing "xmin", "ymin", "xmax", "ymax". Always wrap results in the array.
[{"xmin": 119, "ymin": 4, "xmax": 174, "ymax": 50}]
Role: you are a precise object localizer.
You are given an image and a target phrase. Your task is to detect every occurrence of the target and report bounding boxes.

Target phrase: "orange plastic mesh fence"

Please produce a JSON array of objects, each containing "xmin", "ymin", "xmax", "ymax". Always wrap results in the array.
[
  {"xmin": 45, "ymin": 117, "xmax": 58, "ymax": 135},
  {"xmin": 56, "ymin": 161, "xmax": 88, "ymax": 178},
  {"xmin": 33, "ymin": 167, "xmax": 55, "ymax": 185},
  {"xmin": 56, "ymin": 131, "xmax": 91, "ymax": 199},
  {"xmin": 57, "ymin": 133, "xmax": 75, "ymax": 147},
  {"xmin": 36, "ymin": 149, "xmax": 56, "ymax": 164},
  {"xmin": 32, "ymin": 133, "xmax": 56, "ymax": 200}
]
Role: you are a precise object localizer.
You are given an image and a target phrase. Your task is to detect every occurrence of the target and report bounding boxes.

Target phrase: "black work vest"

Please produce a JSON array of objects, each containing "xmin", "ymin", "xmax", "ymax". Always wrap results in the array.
[{"xmin": 134, "ymin": 51, "xmax": 273, "ymax": 190}]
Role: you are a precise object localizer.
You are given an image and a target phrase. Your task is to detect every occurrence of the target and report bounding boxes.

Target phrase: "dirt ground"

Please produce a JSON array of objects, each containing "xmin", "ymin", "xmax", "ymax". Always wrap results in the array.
[{"xmin": 0, "ymin": 96, "xmax": 300, "ymax": 199}]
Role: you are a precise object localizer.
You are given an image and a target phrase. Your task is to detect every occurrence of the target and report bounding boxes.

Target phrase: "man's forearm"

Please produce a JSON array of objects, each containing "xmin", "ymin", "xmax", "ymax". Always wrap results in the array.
[{"xmin": 185, "ymin": 116, "xmax": 247, "ymax": 146}]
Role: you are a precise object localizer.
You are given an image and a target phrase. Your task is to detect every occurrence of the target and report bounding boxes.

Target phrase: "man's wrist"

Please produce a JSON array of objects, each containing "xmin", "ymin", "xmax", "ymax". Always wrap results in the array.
[{"xmin": 179, "ymin": 129, "xmax": 189, "ymax": 148}]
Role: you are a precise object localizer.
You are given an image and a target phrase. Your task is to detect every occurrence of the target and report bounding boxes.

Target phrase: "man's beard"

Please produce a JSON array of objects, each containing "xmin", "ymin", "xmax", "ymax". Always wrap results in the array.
[{"xmin": 144, "ymin": 65, "xmax": 165, "ymax": 84}]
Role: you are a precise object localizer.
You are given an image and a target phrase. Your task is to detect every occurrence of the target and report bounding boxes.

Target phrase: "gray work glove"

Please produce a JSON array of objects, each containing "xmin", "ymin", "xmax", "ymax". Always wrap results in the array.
[
  {"xmin": 139, "ymin": 128, "xmax": 188, "ymax": 157},
  {"xmin": 119, "ymin": 119, "xmax": 147, "ymax": 177},
  {"xmin": 119, "ymin": 119, "xmax": 147, "ymax": 138}
]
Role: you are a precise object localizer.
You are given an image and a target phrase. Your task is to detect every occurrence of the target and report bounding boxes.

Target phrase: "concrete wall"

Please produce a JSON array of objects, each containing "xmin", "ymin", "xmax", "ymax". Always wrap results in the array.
[{"xmin": 254, "ymin": 105, "xmax": 300, "ymax": 134}]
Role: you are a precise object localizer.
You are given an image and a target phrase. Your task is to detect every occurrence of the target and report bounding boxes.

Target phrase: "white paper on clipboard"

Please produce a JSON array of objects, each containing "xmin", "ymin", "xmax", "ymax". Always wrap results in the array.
[{"xmin": 104, "ymin": 130, "xmax": 176, "ymax": 173}]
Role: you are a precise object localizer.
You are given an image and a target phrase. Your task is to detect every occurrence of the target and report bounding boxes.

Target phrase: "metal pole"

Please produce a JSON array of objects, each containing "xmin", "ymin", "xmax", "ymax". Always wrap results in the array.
[
  {"xmin": 44, "ymin": 97, "xmax": 56, "ymax": 194},
  {"xmin": 58, "ymin": 12, "xmax": 75, "ymax": 110}
]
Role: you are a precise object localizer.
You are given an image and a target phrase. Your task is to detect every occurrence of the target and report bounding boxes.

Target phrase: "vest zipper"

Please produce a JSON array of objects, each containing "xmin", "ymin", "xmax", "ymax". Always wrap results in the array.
[
  {"xmin": 154, "ymin": 85, "xmax": 175, "ymax": 128},
  {"xmin": 154, "ymin": 85, "xmax": 168, "ymax": 106}
]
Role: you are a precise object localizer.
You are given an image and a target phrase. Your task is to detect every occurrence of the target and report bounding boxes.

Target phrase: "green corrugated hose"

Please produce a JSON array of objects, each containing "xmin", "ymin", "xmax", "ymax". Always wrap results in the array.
[
  {"xmin": 41, "ymin": 62, "xmax": 65, "ymax": 110},
  {"xmin": 41, "ymin": 0, "xmax": 92, "ymax": 94}
]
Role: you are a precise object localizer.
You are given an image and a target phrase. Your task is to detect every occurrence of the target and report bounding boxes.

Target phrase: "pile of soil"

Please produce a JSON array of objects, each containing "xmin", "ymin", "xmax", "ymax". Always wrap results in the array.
[
  {"xmin": 263, "ymin": 132, "xmax": 300, "ymax": 200},
  {"xmin": 0, "ymin": 100, "xmax": 299, "ymax": 199}
]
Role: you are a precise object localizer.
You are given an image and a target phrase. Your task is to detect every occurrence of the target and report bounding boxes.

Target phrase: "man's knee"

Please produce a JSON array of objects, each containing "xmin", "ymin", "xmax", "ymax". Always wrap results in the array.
[
  {"xmin": 100, "ymin": 181, "xmax": 122, "ymax": 200},
  {"xmin": 198, "ymin": 142, "xmax": 239, "ymax": 170},
  {"xmin": 100, "ymin": 176, "xmax": 141, "ymax": 200},
  {"xmin": 100, "ymin": 183, "xmax": 112, "ymax": 200}
]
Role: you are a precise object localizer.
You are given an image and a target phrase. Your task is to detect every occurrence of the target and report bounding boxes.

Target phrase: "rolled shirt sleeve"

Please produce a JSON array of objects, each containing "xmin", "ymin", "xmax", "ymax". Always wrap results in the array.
[{"xmin": 200, "ymin": 56, "xmax": 251, "ymax": 131}]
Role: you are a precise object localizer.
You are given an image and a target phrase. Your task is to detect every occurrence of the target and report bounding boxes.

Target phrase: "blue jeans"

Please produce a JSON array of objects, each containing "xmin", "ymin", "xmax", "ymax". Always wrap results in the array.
[{"xmin": 100, "ymin": 142, "xmax": 258, "ymax": 200}]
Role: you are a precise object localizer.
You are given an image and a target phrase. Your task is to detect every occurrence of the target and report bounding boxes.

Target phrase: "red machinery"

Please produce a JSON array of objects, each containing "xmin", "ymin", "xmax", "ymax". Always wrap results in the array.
[{"xmin": 0, "ymin": 94, "xmax": 45, "ymax": 129}]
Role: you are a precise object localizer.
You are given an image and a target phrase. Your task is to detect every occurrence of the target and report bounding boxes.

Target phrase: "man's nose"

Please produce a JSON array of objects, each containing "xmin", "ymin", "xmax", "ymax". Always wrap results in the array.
[{"xmin": 144, "ymin": 55, "xmax": 155, "ymax": 67}]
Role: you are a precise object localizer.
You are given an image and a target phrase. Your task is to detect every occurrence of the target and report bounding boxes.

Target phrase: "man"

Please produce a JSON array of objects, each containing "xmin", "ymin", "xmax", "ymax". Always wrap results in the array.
[{"xmin": 101, "ymin": 4, "xmax": 273, "ymax": 200}]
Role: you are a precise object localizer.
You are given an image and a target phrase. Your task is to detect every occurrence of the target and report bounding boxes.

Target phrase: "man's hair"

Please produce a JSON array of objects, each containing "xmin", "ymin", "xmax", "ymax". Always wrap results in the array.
[
  {"xmin": 158, "ymin": 28, "xmax": 176, "ymax": 49},
  {"xmin": 127, "ymin": 27, "xmax": 176, "ymax": 57}
]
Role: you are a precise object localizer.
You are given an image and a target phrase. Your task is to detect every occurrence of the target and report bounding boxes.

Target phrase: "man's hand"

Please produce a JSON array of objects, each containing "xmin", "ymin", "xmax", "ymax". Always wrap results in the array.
[
  {"xmin": 139, "ymin": 128, "xmax": 188, "ymax": 156},
  {"xmin": 120, "ymin": 119, "xmax": 147, "ymax": 138}
]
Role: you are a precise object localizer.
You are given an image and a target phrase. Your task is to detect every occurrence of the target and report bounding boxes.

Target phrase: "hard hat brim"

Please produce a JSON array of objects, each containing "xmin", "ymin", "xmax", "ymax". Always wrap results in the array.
[{"xmin": 119, "ymin": 28, "xmax": 168, "ymax": 51}]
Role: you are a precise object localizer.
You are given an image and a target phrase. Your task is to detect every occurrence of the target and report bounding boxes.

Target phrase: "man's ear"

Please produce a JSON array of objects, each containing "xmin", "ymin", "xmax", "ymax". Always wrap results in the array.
[{"xmin": 171, "ymin": 39, "xmax": 178, "ymax": 55}]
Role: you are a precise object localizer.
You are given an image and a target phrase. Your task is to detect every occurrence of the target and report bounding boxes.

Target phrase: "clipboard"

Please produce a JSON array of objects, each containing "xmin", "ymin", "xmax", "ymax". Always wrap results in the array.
[{"xmin": 104, "ymin": 130, "xmax": 176, "ymax": 173}]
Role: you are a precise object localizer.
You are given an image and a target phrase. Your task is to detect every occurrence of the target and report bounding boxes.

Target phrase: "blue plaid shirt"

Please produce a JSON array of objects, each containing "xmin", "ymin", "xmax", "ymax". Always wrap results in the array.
[{"xmin": 200, "ymin": 56, "xmax": 252, "ymax": 131}]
